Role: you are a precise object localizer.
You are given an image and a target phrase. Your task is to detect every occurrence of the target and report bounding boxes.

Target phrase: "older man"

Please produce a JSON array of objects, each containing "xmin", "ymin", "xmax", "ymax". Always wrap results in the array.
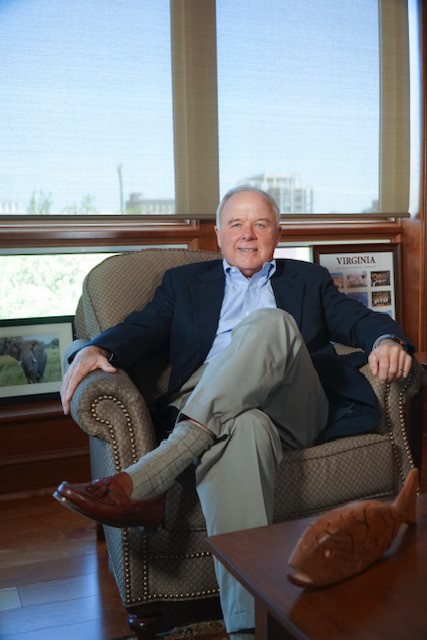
[{"xmin": 55, "ymin": 186, "xmax": 413, "ymax": 639}]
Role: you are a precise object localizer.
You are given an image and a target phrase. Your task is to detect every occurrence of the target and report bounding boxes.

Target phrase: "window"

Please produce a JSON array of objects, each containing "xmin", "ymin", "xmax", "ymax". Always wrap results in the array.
[
  {"xmin": 0, "ymin": 0, "xmax": 421, "ymax": 219},
  {"xmin": 216, "ymin": 0, "xmax": 420, "ymax": 216},
  {"xmin": 0, "ymin": 245, "xmax": 189, "ymax": 321},
  {"xmin": 0, "ymin": 253, "xmax": 117, "ymax": 319},
  {"xmin": 217, "ymin": 0, "xmax": 380, "ymax": 214},
  {"xmin": 0, "ymin": 0, "xmax": 174, "ymax": 215}
]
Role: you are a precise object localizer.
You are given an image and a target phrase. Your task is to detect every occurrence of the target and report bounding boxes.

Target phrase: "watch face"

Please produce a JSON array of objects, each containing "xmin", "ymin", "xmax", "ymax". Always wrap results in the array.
[{"xmin": 391, "ymin": 336, "xmax": 408, "ymax": 351}]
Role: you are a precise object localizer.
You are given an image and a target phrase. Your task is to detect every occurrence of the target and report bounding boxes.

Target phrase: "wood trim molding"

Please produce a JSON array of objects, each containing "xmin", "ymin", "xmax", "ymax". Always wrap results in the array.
[
  {"xmin": 0, "ymin": 399, "xmax": 90, "ymax": 497},
  {"xmin": 171, "ymin": 0, "xmax": 220, "ymax": 214},
  {"xmin": 0, "ymin": 216, "xmax": 203, "ymax": 249},
  {"xmin": 0, "ymin": 215, "xmax": 406, "ymax": 247}
]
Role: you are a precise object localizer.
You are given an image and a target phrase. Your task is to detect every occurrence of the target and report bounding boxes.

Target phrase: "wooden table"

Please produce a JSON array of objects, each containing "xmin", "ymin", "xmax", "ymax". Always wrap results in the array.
[{"xmin": 207, "ymin": 494, "xmax": 427, "ymax": 640}]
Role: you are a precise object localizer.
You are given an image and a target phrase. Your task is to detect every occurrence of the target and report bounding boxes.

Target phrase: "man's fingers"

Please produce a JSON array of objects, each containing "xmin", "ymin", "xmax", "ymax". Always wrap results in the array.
[
  {"xmin": 369, "ymin": 343, "xmax": 412, "ymax": 383},
  {"xmin": 60, "ymin": 347, "xmax": 116, "ymax": 415}
]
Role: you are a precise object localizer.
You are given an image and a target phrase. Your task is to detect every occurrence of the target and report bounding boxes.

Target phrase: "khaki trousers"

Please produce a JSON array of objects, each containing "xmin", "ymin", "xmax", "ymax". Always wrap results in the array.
[{"xmin": 171, "ymin": 309, "xmax": 329, "ymax": 632}]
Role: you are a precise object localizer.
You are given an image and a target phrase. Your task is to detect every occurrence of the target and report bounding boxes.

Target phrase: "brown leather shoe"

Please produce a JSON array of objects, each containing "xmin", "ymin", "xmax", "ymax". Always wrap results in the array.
[{"xmin": 53, "ymin": 472, "xmax": 165, "ymax": 530}]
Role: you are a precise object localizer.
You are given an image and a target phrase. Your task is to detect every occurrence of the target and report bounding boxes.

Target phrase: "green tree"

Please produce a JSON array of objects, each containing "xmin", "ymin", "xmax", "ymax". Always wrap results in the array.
[
  {"xmin": 27, "ymin": 191, "xmax": 53, "ymax": 215},
  {"xmin": 62, "ymin": 194, "xmax": 97, "ymax": 214}
]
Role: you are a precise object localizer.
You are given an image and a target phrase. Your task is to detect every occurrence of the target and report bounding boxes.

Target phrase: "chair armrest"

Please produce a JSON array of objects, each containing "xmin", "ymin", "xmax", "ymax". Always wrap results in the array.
[
  {"xmin": 360, "ymin": 358, "xmax": 424, "ymax": 479},
  {"xmin": 360, "ymin": 357, "xmax": 424, "ymax": 414},
  {"xmin": 69, "ymin": 368, "xmax": 158, "ymax": 466},
  {"xmin": 334, "ymin": 342, "xmax": 423, "ymax": 422},
  {"xmin": 335, "ymin": 343, "xmax": 423, "ymax": 478}
]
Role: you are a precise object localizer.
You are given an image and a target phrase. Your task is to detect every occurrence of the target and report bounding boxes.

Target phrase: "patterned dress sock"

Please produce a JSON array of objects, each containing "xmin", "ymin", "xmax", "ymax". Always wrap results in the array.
[{"xmin": 126, "ymin": 420, "xmax": 214, "ymax": 499}]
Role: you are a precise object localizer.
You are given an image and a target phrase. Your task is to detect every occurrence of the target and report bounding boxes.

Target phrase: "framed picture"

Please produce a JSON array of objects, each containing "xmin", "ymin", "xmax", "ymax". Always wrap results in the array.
[
  {"xmin": 313, "ymin": 244, "xmax": 401, "ymax": 322},
  {"xmin": 0, "ymin": 316, "xmax": 74, "ymax": 402}
]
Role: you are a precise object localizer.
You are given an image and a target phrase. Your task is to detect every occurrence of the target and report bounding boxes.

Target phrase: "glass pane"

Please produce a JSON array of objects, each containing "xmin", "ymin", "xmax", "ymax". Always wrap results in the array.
[
  {"xmin": 217, "ymin": 0, "xmax": 380, "ymax": 214},
  {"xmin": 0, "ymin": 244, "xmax": 191, "ymax": 321},
  {"xmin": 275, "ymin": 246, "xmax": 312, "ymax": 262},
  {"xmin": 0, "ymin": 254, "xmax": 117, "ymax": 319},
  {"xmin": 0, "ymin": 0, "xmax": 174, "ymax": 215}
]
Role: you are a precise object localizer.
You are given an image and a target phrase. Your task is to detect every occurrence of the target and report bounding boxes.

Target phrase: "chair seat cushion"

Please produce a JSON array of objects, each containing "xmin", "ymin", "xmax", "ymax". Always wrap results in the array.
[
  {"xmin": 163, "ymin": 433, "xmax": 398, "ymax": 532},
  {"xmin": 273, "ymin": 433, "xmax": 397, "ymax": 521}
]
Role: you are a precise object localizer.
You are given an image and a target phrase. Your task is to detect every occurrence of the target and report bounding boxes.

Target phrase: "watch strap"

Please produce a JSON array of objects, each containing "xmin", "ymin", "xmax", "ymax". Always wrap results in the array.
[{"xmin": 376, "ymin": 334, "xmax": 409, "ymax": 352}]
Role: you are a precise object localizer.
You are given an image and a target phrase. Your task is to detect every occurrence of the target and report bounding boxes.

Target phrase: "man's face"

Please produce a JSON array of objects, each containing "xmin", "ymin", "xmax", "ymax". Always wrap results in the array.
[{"xmin": 215, "ymin": 191, "xmax": 281, "ymax": 278}]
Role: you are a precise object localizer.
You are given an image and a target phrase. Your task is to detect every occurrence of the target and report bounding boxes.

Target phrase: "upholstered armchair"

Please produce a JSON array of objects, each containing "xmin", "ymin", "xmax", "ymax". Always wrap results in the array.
[{"xmin": 67, "ymin": 248, "xmax": 424, "ymax": 639}]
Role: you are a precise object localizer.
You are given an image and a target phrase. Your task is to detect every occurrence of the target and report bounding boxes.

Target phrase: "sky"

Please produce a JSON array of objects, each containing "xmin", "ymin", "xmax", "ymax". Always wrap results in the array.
[{"xmin": 0, "ymin": 0, "xmax": 391, "ymax": 215}]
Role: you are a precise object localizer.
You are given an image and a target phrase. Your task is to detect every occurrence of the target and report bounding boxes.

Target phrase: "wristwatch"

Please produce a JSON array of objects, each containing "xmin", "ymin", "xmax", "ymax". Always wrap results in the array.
[
  {"xmin": 107, "ymin": 350, "xmax": 117, "ymax": 364},
  {"xmin": 378, "ymin": 334, "xmax": 409, "ymax": 352}
]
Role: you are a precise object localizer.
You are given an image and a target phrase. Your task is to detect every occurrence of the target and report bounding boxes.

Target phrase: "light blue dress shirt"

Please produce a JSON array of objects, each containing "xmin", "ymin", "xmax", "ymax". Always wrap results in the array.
[{"xmin": 205, "ymin": 259, "xmax": 277, "ymax": 363}]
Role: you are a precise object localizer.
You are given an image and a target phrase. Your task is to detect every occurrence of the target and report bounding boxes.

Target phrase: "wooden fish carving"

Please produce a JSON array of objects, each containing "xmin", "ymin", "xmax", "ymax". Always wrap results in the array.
[{"xmin": 288, "ymin": 467, "xmax": 419, "ymax": 588}]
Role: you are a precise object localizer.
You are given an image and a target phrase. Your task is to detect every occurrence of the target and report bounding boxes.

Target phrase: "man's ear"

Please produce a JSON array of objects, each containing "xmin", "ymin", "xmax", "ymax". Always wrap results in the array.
[{"xmin": 214, "ymin": 226, "xmax": 222, "ymax": 249}]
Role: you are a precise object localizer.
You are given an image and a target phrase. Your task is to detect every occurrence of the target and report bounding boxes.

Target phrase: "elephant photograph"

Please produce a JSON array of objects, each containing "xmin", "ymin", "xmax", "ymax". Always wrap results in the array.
[
  {"xmin": 0, "ymin": 337, "xmax": 48, "ymax": 384},
  {"xmin": 0, "ymin": 318, "xmax": 73, "ymax": 398}
]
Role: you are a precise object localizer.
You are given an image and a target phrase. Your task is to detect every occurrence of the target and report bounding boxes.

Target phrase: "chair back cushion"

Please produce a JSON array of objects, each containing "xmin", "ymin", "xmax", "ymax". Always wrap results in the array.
[
  {"xmin": 75, "ymin": 248, "xmax": 221, "ymax": 401},
  {"xmin": 76, "ymin": 248, "xmax": 221, "ymax": 339}
]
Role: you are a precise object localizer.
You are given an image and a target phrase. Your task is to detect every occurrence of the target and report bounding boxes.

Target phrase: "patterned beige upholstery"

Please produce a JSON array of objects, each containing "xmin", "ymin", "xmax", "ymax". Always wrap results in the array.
[{"xmin": 68, "ymin": 248, "xmax": 424, "ymax": 614}]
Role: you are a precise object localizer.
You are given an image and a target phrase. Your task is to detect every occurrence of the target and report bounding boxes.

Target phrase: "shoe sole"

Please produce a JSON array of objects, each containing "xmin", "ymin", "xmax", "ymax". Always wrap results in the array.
[{"xmin": 52, "ymin": 490, "xmax": 160, "ymax": 533}]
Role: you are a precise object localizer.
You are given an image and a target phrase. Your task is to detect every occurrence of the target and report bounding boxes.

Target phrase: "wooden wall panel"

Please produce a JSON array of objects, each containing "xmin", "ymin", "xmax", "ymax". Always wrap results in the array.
[
  {"xmin": 0, "ymin": 401, "xmax": 90, "ymax": 498},
  {"xmin": 1, "ymin": 208, "xmax": 426, "ymax": 496},
  {"xmin": 401, "ymin": 218, "xmax": 424, "ymax": 347}
]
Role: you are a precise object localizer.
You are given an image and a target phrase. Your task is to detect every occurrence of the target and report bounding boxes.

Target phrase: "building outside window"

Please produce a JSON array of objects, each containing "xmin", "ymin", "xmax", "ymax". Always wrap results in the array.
[{"xmin": 241, "ymin": 174, "xmax": 313, "ymax": 214}]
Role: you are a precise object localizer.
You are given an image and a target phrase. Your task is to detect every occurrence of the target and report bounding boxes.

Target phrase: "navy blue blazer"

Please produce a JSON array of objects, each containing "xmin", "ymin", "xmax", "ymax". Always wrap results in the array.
[{"xmin": 91, "ymin": 259, "xmax": 413, "ymax": 442}]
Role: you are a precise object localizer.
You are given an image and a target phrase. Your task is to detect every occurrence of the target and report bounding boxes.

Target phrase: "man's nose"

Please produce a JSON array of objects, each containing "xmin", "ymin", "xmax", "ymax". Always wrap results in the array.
[{"xmin": 242, "ymin": 224, "xmax": 256, "ymax": 238}]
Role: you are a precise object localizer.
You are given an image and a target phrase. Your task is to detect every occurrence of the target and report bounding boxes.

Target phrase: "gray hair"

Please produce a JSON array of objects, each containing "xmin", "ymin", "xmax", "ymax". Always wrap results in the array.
[{"xmin": 215, "ymin": 185, "xmax": 280, "ymax": 227}]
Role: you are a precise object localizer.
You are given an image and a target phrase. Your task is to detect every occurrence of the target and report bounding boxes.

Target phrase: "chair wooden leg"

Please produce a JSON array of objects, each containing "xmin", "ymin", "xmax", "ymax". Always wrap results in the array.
[
  {"xmin": 127, "ymin": 611, "xmax": 162, "ymax": 640},
  {"xmin": 126, "ymin": 596, "xmax": 222, "ymax": 639},
  {"xmin": 96, "ymin": 522, "xmax": 105, "ymax": 540}
]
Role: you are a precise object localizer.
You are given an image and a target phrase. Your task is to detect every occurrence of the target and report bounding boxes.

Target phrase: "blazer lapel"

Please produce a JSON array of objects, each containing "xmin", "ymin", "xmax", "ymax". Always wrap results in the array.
[
  {"xmin": 271, "ymin": 260, "xmax": 304, "ymax": 327},
  {"xmin": 191, "ymin": 263, "xmax": 225, "ymax": 361}
]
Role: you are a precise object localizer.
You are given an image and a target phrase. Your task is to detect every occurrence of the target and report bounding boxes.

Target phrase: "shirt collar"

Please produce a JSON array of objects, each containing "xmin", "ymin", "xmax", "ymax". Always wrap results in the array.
[{"xmin": 222, "ymin": 259, "xmax": 276, "ymax": 286}]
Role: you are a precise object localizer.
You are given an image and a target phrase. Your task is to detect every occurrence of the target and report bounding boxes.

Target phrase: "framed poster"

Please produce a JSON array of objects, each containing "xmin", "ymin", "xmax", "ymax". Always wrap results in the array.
[
  {"xmin": 313, "ymin": 244, "xmax": 401, "ymax": 322},
  {"xmin": 0, "ymin": 316, "xmax": 74, "ymax": 402}
]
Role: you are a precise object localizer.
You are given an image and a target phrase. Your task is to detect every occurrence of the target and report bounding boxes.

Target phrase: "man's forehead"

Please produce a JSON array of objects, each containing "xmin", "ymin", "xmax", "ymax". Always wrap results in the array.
[
  {"xmin": 225, "ymin": 190, "xmax": 268, "ymax": 208},
  {"xmin": 222, "ymin": 195, "xmax": 273, "ymax": 217}
]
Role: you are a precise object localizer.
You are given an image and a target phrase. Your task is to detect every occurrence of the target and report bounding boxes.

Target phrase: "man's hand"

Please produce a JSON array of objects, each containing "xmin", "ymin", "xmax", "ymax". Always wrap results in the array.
[
  {"xmin": 61, "ymin": 345, "xmax": 117, "ymax": 415},
  {"xmin": 368, "ymin": 338, "xmax": 412, "ymax": 384}
]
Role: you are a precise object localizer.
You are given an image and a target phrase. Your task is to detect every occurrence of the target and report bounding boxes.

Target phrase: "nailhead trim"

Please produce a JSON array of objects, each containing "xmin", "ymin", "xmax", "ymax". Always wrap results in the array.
[
  {"xmin": 91, "ymin": 395, "xmax": 139, "ymax": 465},
  {"xmin": 90, "ymin": 394, "xmax": 142, "ymax": 602},
  {"xmin": 385, "ymin": 372, "xmax": 415, "ymax": 488},
  {"xmin": 90, "ymin": 394, "xmax": 217, "ymax": 604}
]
